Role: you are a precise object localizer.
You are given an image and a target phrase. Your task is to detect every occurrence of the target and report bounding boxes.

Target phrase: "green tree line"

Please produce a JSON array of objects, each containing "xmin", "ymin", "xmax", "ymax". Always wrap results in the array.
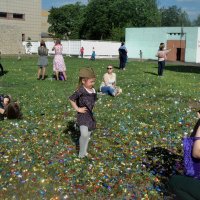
[{"xmin": 47, "ymin": 0, "xmax": 199, "ymax": 41}]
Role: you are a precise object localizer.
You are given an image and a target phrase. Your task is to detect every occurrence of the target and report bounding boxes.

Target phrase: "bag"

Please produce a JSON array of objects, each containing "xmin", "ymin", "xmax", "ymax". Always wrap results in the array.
[
  {"xmin": 183, "ymin": 137, "xmax": 200, "ymax": 179},
  {"xmin": 59, "ymin": 72, "xmax": 65, "ymax": 81}
]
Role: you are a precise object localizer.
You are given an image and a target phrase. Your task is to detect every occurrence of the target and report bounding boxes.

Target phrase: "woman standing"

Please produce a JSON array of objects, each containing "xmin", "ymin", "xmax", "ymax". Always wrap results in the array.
[
  {"xmin": 37, "ymin": 40, "xmax": 48, "ymax": 80},
  {"xmin": 156, "ymin": 43, "xmax": 171, "ymax": 77},
  {"xmin": 52, "ymin": 39, "xmax": 67, "ymax": 81}
]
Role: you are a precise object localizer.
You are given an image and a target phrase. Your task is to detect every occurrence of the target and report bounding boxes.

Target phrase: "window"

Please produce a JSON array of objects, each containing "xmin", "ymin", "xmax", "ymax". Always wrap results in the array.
[
  {"xmin": 13, "ymin": 13, "xmax": 24, "ymax": 19},
  {"xmin": 0, "ymin": 12, "xmax": 7, "ymax": 18}
]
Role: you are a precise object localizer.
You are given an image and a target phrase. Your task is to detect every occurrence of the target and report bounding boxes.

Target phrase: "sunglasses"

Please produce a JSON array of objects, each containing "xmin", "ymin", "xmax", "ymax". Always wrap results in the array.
[{"xmin": 107, "ymin": 68, "xmax": 113, "ymax": 70}]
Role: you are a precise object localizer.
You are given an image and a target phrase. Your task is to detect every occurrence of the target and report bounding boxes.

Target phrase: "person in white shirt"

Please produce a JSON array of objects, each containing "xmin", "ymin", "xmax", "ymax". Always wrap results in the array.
[
  {"xmin": 156, "ymin": 43, "xmax": 171, "ymax": 77},
  {"xmin": 100, "ymin": 65, "xmax": 122, "ymax": 96}
]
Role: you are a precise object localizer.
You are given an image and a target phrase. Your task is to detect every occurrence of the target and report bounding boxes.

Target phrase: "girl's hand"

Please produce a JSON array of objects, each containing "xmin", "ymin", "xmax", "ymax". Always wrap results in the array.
[{"xmin": 78, "ymin": 107, "xmax": 87, "ymax": 113}]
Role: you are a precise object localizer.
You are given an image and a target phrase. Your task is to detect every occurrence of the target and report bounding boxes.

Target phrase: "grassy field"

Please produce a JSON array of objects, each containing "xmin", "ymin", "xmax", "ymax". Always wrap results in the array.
[{"xmin": 0, "ymin": 56, "xmax": 200, "ymax": 199}]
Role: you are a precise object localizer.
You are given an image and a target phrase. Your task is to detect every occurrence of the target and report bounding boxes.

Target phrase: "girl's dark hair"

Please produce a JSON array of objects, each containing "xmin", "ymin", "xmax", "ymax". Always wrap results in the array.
[
  {"xmin": 55, "ymin": 39, "xmax": 61, "ymax": 45},
  {"xmin": 4, "ymin": 102, "xmax": 22, "ymax": 119},
  {"xmin": 190, "ymin": 117, "xmax": 200, "ymax": 137},
  {"xmin": 159, "ymin": 43, "xmax": 165, "ymax": 50},
  {"xmin": 40, "ymin": 40, "xmax": 46, "ymax": 48}
]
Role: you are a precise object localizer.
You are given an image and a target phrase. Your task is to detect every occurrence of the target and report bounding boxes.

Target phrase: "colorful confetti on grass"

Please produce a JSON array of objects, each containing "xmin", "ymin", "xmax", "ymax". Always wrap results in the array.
[{"xmin": 0, "ymin": 56, "xmax": 200, "ymax": 199}]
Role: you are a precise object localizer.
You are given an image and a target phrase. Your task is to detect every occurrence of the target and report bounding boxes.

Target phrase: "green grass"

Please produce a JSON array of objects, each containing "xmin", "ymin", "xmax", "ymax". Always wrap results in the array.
[{"xmin": 0, "ymin": 56, "xmax": 200, "ymax": 199}]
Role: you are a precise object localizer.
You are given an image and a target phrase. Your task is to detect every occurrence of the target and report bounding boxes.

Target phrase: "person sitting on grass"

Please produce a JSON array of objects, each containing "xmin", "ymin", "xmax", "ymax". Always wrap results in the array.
[
  {"xmin": 100, "ymin": 65, "xmax": 122, "ymax": 97},
  {"xmin": 0, "ymin": 95, "xmax": 22, "ymax": 120},
  {"xmin": 169, "ymin": 110, "xmax": 200, "ymax": 200}
]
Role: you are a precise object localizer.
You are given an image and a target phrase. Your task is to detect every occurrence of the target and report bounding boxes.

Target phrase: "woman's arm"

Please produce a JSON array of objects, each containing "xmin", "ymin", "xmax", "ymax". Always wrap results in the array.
[
  {"xmin": 192, "ymin": 126, "xmax": 200, "ymax": 159},
  {"xmin": 103, "ymin": 74, "xmax": 109, "ymax": 86}
]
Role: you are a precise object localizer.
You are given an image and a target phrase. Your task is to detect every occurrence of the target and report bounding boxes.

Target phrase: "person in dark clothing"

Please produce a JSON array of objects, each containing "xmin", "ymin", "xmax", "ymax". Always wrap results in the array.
[{"xmin": 118, "ymin": 42, "xmax": 127, "ymax": 70}]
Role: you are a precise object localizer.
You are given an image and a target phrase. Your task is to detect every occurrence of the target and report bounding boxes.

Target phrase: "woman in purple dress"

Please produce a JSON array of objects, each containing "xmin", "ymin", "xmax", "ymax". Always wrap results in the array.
[{"xmin": 52, "ymin": 39, "xmax": 67, "ymax": 81}]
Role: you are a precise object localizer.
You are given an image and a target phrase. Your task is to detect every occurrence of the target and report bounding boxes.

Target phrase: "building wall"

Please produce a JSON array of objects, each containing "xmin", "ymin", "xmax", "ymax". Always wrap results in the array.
[
  {"xmin": 0, "ymin": 0, "xmax": 41, "ymax": 42},
  {"xmin": 196, "ymin": 28, "xmax": 200, "ymax": 63},
  {"xmin": 126, "ymin": 27, "xmax": 199, "ymax": 63},
  {"xmin": 0, "ymin": 25, "xmax": 25, "ymax": 54}
]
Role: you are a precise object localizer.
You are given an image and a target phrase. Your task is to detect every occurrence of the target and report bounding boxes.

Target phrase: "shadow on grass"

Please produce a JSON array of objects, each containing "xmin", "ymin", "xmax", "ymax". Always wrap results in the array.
[
  {"xmin": 143, "ymin": 147, "xmax": 183, "ymax": 197},
  {"xmin": 63, "ymin": 120, "xmax": 80, "ymax": 153},
  {"xmin": 0, "ymin": 70, "xmax": 9, "ymax": 76},
  {"xmin": 165, "ymin": 65, "xmax": 200, "ymax": 74},
  {"xmin": 153, "ymin": 65, "xmax": 200, "ymax": 74},
  {"xmin": 144, "ymin": 71, "xmax": 157, "ymax": 76}
]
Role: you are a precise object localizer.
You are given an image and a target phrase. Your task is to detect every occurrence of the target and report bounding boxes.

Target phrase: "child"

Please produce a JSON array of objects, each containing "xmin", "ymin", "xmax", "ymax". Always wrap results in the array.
[
  {"xmin": 69, "ymin": 67, "xmax": 97, "ymax": 158},
  {"xmin": 0, "ymin": 95, "xmax": 22, "ymax": 120},
  {"xmin": 156, "ymin": 43, "xmax": 171, "ymax": 77},
  {"xmin": 80, "ymin": 47, "xmax": 84, "ymax": 58},
  {"xmin": 90, "ymin": 47, "xmax": 96, "ymax": 60}
]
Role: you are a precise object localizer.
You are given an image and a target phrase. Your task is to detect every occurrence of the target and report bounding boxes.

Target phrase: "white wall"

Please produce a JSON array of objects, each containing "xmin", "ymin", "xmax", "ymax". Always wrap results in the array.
[
  {"xmin": 196, "ymin": 28, "xmax": 200, "ymax": 63},
  {"xmin": 23, "ymin": 40, "xmax": 121, "ymax": 57}
]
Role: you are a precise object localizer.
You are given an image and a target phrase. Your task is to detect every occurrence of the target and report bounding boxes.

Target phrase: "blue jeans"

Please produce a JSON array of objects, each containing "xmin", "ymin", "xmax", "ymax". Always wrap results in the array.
[
  {"xmin": 101, "ymin": 86, "xmax": 116, "ymax": 96},
  {"xmin": 158, "ymin": 60, "xmax": 165, "ymax": 76}
]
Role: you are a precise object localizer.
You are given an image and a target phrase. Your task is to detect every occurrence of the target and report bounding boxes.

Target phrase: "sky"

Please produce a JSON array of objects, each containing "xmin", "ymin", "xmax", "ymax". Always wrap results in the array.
[{"xmin": 42, "ymin": 0, "xmax": 200, "ymax": 21}]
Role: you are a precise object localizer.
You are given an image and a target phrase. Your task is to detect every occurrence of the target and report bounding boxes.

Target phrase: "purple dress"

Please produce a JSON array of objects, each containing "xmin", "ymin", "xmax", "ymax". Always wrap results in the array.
[
  {"xmin": 183, "ymin": 137, "xmax": 200, "ymax": 179},
  {"xmin": 69, "ymin": 86, "xmax": 97, "ymax": 131}
]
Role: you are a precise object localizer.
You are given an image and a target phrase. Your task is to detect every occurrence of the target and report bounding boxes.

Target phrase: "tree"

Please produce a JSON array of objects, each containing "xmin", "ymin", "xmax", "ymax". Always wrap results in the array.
[
  {"xmin": 48, "ymin": 3, "xmax": 86, "ymax": 39},
  {"xmin": 81, "ymin": 0, "xmax": 160, "ymax": 40},
  {"xmin": 193, "ymin": 14, "xmax": 200, "ymax": 26},
  {"xmin": 160, "ymin": 6, "xmax": 191, "ymax": 27}
]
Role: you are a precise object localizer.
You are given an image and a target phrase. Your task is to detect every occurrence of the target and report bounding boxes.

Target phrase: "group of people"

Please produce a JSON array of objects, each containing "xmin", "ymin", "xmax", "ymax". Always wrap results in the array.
[
  {"xmin": 37, "ymin": 39, "xmax": 67, "ymax": 81},
  {"xmin": 1, "ymin": 39, "xmax": 199, "ymax": 199}
]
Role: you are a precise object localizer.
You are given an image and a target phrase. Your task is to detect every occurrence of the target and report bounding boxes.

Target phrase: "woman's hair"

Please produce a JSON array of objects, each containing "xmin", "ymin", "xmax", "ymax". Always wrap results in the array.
[
  {"xmin": 40, "ymin": 40, "xmax": 46, "ymax": 48},
  {"xmin": 55, "ymin": 39, "xmax": 61, "ymax": 45},
  {"xmin": 4, "ymin": 102, "xmax": 22, "ymax": 119},
  {"xmin": 190, "ymin": 110, "xmax": 200, "ymax": 137},
  {"xmin": 4, "ymin": 95, "xmax": 12, "ymax": 104},
  {"xmin": 159, "ymin": 43, "xmax": 165, "ymax": 50}
]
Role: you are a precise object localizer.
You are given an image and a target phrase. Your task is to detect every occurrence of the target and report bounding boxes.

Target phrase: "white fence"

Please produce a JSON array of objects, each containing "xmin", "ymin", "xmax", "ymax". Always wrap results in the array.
[{"xmin": 23, "ymin": 40, "xmax": 121, "ymax": 58}]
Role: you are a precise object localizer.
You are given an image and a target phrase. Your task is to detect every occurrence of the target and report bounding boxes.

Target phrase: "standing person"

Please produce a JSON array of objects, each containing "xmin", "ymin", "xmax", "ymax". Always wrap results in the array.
[
  {"xmin": 169, "ymin": 110, "xmax": 200, "ymax": 200},
  {"xmin": 69, "ymin": 67, "xmax": 97, "ymax": 158},
  {"xmin": 37, "ymin": 40, "xmax": 48, "ymax": 80},
  {"xmin": 118, "ymin": 42, "xmax": 128, "ymax": 70},
  {"xmin": 100, "ymin": 65, "xmax": 122, "ymax": 96},
  {"xmin": 156, "ymin": 43, "xmax": 171, "ymax": 77},
  {"xmin": 0, "ymin": 51, "xmax": 4, "ymax": 76},
  {"xmin": 139, "ymin": 50, "xmax": 143, "ymax": 62},
  {"xmin": 52, "ymin": 39, "xmax": 67, "ymax": 81},
  {"xmin": 90, "ymin": 47, "xmax": 96, "ymax": 60},
  {"xmin": 80, "ymin": 47, "xmax": 84, "ymax": 58}
]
